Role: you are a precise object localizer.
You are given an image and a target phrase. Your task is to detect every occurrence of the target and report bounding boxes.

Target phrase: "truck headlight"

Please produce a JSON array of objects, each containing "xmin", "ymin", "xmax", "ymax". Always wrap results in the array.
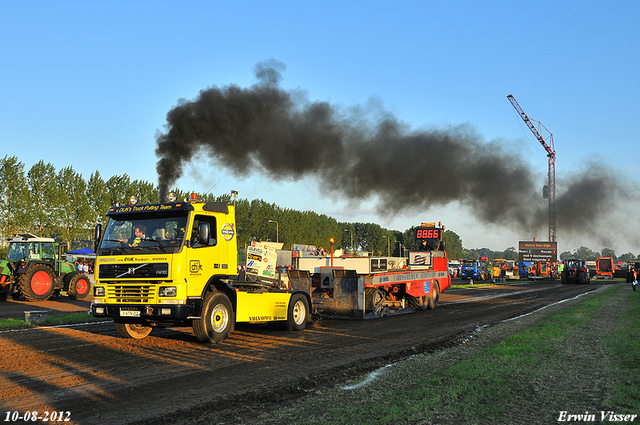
[
  {"xmin": 158, "ymin": 286, "xmax": 177, "ymax": 297},
  {"xmin": 94, "ymin": 287, "xmax": 105, "ymax": 297}
]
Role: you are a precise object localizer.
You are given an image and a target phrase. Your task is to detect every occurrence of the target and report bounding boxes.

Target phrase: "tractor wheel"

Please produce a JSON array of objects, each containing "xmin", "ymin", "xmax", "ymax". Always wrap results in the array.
[
  {"xmin": 281, "ymin": 293, "xmax": 310, "ymax": 331},
  {"xmin": 67, "ymin": 273, "xmax": 91, "ymax": 300},
  {"xmin": 192, "ymin": 292, "xmax": 234, "ymax": 343},
  {"xmin": 18, "ymin": 265, "xmax": 55, "ymax": 301},
  {"xmin": 428, "ymin": 281, "xmax": 441, "ymax": 309},
  {"xmin": 578, "ymin": 272, "xmax": 588, "ymax": 285},
  {"xmin": 114, "ymin": 320, "xmax": 152, "ymax": 339},
  {"xmin": 561, "ymin": 271, "xmax": 567, "ymax": 284}
]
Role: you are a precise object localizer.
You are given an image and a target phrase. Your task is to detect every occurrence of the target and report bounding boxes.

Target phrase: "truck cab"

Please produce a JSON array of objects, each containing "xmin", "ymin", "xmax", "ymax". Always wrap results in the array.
[
  {"xmin": 460, "ymin": 257, "xmax": 488, "ymax": 281},
  {"xmin": 92, "ymin": 193, "xmax": 310, "ymax": 343}
]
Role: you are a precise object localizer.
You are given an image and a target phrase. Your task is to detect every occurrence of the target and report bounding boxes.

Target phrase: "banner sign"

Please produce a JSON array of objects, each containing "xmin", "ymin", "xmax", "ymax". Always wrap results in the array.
[
  {"xmin": 518, "ymin": 241, "xmax": 557, "ymax": 263},
  {"xmin": 246, "ymin": 241, "xmax": 279, "ymax": 278}
]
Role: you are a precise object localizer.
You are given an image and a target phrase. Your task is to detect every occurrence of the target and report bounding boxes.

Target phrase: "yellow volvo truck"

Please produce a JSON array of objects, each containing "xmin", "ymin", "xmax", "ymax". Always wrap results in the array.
[{"xmin": 91, "ymin": 193, "xmax": 311, "ymax": 343}]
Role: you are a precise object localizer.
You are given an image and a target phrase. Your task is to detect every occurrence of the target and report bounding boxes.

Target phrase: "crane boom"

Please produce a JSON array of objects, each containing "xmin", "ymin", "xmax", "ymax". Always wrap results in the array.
[
  {"xmin": 507, "ymin": 95, "xmax": 554, "ymax": 157},
  {"xmin": 507, "ymin": 94, "xmax": 556, "ymax": 242}
]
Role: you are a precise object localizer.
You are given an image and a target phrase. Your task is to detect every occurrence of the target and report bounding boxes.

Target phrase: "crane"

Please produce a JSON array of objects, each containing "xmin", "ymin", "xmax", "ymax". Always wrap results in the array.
[{"xmin": 507, "ymin": 94, "xmax": 556, "ymax": 242}]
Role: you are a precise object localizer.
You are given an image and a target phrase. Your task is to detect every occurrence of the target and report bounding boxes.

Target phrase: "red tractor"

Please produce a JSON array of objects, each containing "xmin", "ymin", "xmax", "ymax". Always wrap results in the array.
[{"xmin": 561, "ymin": 259, "xmax": 590, "ymax": 285}]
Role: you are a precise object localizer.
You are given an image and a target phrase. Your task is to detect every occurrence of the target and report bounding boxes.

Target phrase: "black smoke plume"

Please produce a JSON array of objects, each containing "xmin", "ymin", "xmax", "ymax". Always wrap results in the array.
[{"xmin": 156, "ymin": 59, "xmax": 629, "ymax": 241}]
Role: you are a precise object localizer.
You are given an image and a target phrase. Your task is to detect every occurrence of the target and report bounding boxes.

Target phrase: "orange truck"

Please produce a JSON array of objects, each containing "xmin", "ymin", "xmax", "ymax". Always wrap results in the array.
[
  {"xmin": 492, "ymin": 259, "xmax": 519, "ymax": 280},
  {"xmin": 595, "ymin": 257, "xmax": 615, "ymax": 280}
]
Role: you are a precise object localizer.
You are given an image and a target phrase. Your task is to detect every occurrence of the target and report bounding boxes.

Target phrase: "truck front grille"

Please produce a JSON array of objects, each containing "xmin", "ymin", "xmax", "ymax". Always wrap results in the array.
[
  {"xmin": 108, "ymin": 285, "xmax": 154, "ymax": 303},
  {"xmin": 99, "ymin": 263, "xmax": 169, "ymax": 279}
]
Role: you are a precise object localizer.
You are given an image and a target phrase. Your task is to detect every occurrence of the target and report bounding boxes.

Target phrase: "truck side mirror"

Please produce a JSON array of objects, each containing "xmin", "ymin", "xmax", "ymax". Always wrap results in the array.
[
  {"xmin": 94, "ymin": 224, "xmax": 102, "ymax": 253},
  {"xmin": 198, "ymin": 222, "xmax": 210, "ymax": 246}
]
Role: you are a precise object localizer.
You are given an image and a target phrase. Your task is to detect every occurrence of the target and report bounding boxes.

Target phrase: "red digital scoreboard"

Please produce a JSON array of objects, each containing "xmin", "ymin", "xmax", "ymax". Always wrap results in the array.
[{"xmin": 416, "ymin": 228, "xmax": 440, "ymax": 239}]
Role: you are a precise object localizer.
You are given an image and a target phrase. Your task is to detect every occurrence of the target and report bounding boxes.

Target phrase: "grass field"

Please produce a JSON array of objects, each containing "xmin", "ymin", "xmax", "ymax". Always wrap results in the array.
[
  {"xmin": 0, "ymin": 312, "xmax": 108, "ymax": 328},
  {"xmin": 251, "ymin": 283, "xmax": 640, "ymax": 424}
]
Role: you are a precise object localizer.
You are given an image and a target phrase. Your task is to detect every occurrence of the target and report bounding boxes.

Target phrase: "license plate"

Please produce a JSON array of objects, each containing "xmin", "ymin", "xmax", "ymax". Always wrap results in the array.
[{"xmin": 120, "ymin": 309, "xmax": 141, "ymax": 317}]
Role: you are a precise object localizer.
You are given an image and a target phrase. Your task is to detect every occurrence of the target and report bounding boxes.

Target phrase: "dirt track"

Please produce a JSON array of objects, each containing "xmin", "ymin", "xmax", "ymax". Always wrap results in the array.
[{"xmin": 0, "ymin": 280, "xmax": 606, "ymax": 424}]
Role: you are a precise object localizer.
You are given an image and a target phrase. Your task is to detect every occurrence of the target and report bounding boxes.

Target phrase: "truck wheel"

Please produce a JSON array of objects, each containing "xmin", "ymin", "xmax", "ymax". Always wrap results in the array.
[
  {"xmin": 282, "ymin": 293, "xmax": 310, "ymax": 331},
  {"xmin": 18, "ymin": 265, "xmax": 55, "ymax": 301},
  {"xmin": 67, "ymin": 273, "xmax": 91, "ymax": 300},
  {"xmin": 192, "ymin": 292, "xmax": 233, "ymax": 343},
  {"xmin": 428, "ymin": 282, "xmax": 440, "ymax": 309},
  {"xmin": 114, "ymin": 320, "xmax": 152, "ymax": 339}
]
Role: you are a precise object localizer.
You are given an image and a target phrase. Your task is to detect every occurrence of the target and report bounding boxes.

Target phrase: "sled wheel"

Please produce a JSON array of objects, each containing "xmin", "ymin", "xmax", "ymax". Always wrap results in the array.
[
  {"xmin": 18, "ymin": 265, "xmax": 55, "ymax": 301},
  {"xmin": 68, "ymin": 273, "xmax": 91, "ymax": 300},
  {"xmin": 428, "ymin": 281, "xmax": 440, "ymax": 309},
  {"xmin": 282, "ymin": 293, "xmax": 310, "ymax": 331},
  {"xmin": 192, "ymin": 291, "xmax": 233, "ymax": 343},
  {"xmin": 413, "ymin": 295, "xmax": 429, "ymax": 311},
  {"xmin": 364, "ymin": 288, "xmax": 385, "ymax": 312},
  {"xmin": 114, "ymin": 320, "xmax": 152, "ymax": 339}
]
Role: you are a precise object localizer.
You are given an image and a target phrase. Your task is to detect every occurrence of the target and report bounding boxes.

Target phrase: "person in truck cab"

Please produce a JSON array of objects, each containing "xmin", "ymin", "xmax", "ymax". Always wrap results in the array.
[{"xmin": 131, "ymin": 225, "xmax": 146, "ymax": 247}]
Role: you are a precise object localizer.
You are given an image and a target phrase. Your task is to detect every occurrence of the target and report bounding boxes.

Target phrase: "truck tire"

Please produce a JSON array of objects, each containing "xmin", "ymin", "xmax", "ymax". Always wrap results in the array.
[
  {"xmin": 18, "ymin": 265, "xmax": 55, "ymax": 301},
  {"xmin": 428, "ymin": 281, "xmax": 440, "ymax": 309},
  {"xmin": 282, "ymin": 293, "xmax": 310, "ymax": 331},
  {"xmin": 192, "ymin": 292, "xmax": 233, "ymax": 343},
  {"xmin": 67, "ymin": 272, "xmax": 91, "ymax": 300},
  {"xmin": 114, "ymin": 320, "xmax": 152, "ymax": 339}
]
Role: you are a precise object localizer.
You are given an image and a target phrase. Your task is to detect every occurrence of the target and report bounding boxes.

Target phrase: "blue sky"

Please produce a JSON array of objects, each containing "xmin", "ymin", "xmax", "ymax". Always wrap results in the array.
[{"xmin": 2, "ymin": 1, "xmax": 639, "ymax": 254}]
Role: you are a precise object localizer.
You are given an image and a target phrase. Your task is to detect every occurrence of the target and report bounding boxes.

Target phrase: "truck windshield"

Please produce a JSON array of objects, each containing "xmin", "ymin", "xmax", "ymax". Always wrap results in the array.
[{"xmin": 98, "ymin": 212, "xmax": 188, "ymax": 255}]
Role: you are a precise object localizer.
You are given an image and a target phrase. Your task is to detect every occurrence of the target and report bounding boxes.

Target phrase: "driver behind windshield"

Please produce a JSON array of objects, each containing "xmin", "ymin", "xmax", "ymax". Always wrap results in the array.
[{"xmin": 131, "ymin": 225, "xmax": 146, "ymax": 247}]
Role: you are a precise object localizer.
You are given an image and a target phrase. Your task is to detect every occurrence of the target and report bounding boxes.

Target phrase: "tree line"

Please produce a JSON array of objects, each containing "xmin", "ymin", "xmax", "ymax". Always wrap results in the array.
[{"xmin": 1, "ymin": 155, "xmax": 636, "ymax": 261}]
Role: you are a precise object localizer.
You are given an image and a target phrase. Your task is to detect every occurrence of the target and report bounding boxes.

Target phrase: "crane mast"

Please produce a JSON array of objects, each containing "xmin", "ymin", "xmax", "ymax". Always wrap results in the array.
[{"xmin": 507, "ymin": 94, "xmax": 556, "ymax": 242}]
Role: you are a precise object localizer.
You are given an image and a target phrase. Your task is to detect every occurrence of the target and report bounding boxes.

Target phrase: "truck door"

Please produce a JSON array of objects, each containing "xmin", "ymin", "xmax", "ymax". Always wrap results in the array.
[{"xmin": 186, "ymin": 214, "xmax": 229, "ymax": 297}]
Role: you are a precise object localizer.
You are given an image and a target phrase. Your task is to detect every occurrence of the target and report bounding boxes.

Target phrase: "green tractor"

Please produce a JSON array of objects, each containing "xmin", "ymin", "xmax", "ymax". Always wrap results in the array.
[{"xmin": 0, "ymin": 233, "xmax": 91, "ymax": 301}]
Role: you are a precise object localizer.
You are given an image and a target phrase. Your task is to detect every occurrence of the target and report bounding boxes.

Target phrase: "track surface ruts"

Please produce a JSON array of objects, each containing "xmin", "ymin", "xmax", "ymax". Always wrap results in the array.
[{"xmin": 0, "ymin": 281, "xmax": 605, "ymax": 424}]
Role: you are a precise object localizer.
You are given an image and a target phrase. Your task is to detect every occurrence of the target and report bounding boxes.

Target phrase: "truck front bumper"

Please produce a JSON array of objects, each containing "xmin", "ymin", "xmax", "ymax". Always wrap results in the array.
[{"xmin": 91, "ymin": 302, "xmax": 197, "ymax": 322}]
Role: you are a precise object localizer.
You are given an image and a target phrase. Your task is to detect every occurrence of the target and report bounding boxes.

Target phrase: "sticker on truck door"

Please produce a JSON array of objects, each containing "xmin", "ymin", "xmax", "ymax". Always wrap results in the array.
[{"xmin": 222, "ymin": 223, "xmax": 235, "ymax": 241}]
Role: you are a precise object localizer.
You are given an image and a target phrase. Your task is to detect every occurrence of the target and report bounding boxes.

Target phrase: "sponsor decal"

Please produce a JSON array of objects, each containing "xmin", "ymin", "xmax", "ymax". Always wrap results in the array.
[
  {"xmin": 190, "ymin": 260, "xmax": 202, "ymax": 273},
  {"xmin": 222, "ymin": 223, "xmax": 235, "ymax": 241},
  {"xmin": 249, "ymin": 315, "xmax": 273, "ymax": 321},
  {"xmin": 112, "ymin": 204, "xmax": 175, "ymax": 213},
  {"xmin": 423, "ymin": 280, "xmax": 431, "ymax": 293}
]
